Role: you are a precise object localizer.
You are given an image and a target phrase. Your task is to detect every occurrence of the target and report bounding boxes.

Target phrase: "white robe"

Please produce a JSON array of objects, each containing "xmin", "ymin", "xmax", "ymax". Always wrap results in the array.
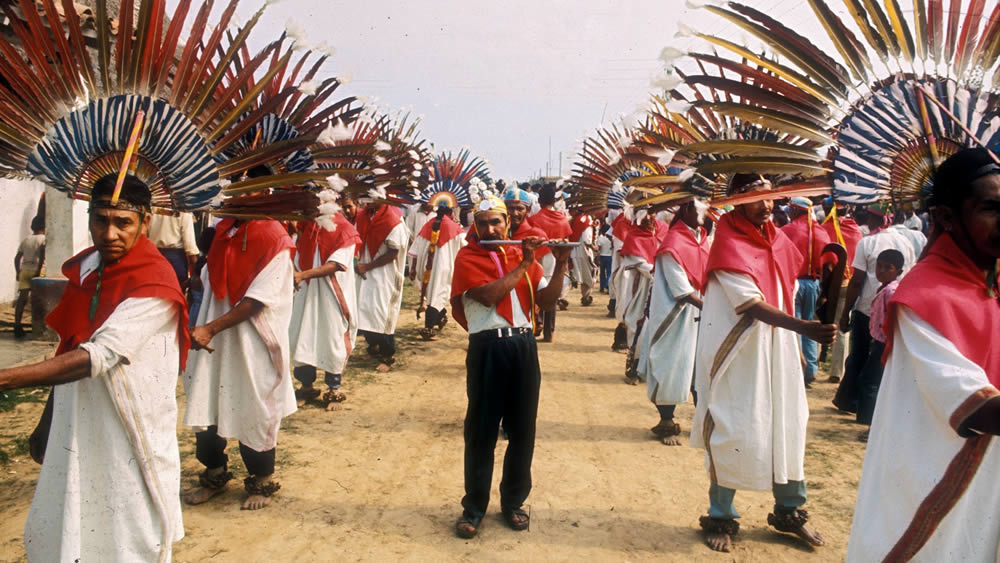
[
  {"xmin": 609, "ymin": 234, "xmax": 625, "ymax": 299},
  {"xmin": 847, "ymin": 308, "xmax": 1000, "ymax": 562},
  {"xmin": 289, "ymin": 245, "xmax": 358, "ymax": 375},
  {"xmin": 25, "ymin": 280, "xmax": 183, "ymax": 562},
  {"xmin": 641, "ymin": 253, "xmax": 700, "ymax": 405},
  {"xmin": 571, "ymin": 226, "xmax": 594, "ymax": 288},
  {"xmin": 184, "ymin": 251, "xmax": 297, "ymax": 452},
  {"xmin": 691, "ymin": 271, "xmax": 807, "ymax": 491},
  {"xmin": 357, "ymin": 222, "xmax": 409, "ymax": 334},
  {"xmin": 616, "ymin": 255, "xmax": 653, "ymax": 343},
  {"xmin": 409, "ymin": 234, "xmax": 463, "ymax": 311}
]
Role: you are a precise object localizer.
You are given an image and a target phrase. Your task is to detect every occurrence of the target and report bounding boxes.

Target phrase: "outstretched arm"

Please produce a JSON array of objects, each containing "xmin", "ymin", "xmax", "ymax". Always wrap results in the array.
[
  {"xmin": 295, "ymin": 262, "xmax": 344, "ymax": 286},
  {"xmin": 0, "ymin": 349, "xmax": 90, "ymax": 391},
  {"xmin": 745, "ymin": 301, "xmax": 837, "ymax": 344}
]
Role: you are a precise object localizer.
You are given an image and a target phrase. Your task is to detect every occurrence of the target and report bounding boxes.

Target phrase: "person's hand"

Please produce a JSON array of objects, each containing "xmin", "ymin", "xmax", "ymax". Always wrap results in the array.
[
  {"xmin": 189, "ymin": 275, "xmax": 203, "ymax": 293},
  {"xmin": 838, "ymin": 311, "xmax": 852, "ymax": 333},
  {"xmin": 802, "ymin": 321, "xmax": 838, "ymax": 345},
  {"xmin": 190, "ymin": 325, "xmax": 216, "ymax": 352},
  {"xmin": 293, "ymin": 271, "xmax": 305, "ymax": 290},
  {"xmin": 520, "ymin": 236, "xmax": 545, "ymax": 264},
  {"xmin": 551, "ymin": 239, "xmax": 572, "ymax": 263},
  {"xmin": 356, "ymin": 262, "xmax": 369, "ymax": 276}
]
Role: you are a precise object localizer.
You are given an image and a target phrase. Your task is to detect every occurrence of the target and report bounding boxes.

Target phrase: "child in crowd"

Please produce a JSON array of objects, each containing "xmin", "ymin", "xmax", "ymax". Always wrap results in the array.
[{"xmin": 856, "ymin": 248, "xmax": 905, "ymax": 440}]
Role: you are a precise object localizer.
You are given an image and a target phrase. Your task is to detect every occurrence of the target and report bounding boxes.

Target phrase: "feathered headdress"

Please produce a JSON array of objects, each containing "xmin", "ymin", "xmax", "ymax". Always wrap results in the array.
[
  {"xmin": 662, "ymin": 0, "xmax": 1000, "ymax": 205},
  {"xmin": 420, "ymin": 149, "xmax": 489, "ymax": 210},
  {"xmin": 0, "ymin": 0, "xmax": 357, "ymax": 219}
]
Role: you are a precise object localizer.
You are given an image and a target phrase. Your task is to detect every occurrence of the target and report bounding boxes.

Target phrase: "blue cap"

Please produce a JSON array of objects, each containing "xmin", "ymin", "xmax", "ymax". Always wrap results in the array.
[
  {"xmin": 789, "ymin": 196, "xmax": 812, "ymax": 209},
  {"xmin": 502, "ymin": 188, "xmax": 533, "ymax": 205}
]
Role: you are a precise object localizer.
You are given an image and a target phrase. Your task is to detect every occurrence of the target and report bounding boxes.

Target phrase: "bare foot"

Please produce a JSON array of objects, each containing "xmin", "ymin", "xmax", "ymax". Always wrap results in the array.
[
  {"xmin": 661, "ymin": 436, "xmax": 682, "ymax": 446},
  {"xmin": 622, "ymin": 375, "xmax": 639, "ymax": 385},
  {"xmin": 375, "ymin": 362, "xmax": 391, "ymax": 373},
  {"xmin": 705, "ymin": 532, "xmax": 732, "ymax": 552},
  {"xmin": 792, "ymin": 524, "xmax": 825, "ymax": 547},
  {"xmin": 326, "ymin": 401, "xmax": 344, "ymax": 412},
  {"xmin": 184, "ymin": 485, "xmax": 227, "ymax": 505},
  {"xmin": 613, "ymin": 347, "xmax": 628, "ymax": 355},
  {"xmin": 241, "ymin": 476, "xmax": 277, "ymax": 510}
]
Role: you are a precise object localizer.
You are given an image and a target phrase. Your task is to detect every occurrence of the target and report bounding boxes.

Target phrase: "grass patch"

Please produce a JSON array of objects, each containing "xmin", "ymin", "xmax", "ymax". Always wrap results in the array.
[
  {"xmin": 0, "ymin": 387, "xmax": 46, "ymax": 412},
  {"xmin": 0, "ymin": 433, "xmax": 32, "ymax": 465}
]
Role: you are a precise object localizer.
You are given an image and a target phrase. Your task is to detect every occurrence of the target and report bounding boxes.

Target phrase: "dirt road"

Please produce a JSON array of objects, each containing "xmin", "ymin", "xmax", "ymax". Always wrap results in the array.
[{"xmin": 0, "ymin": 288, "xmax": 866, "ymax": 561}]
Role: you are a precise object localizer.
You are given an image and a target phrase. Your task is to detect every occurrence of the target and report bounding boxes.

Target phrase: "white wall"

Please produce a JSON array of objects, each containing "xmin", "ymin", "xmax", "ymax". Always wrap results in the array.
[
  {"xmin": 0, "ymin": 178, "xmax": 45, "ymax": 303},
  {"xmin": 0, "ymin": 180, "xmax": 91, "ymax": 303}
]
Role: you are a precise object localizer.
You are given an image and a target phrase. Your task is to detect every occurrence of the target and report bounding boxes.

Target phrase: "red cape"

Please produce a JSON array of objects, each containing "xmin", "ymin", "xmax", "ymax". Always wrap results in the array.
[
  {"xmin": 418, "ymin": 214, "xmax": 463, "ymax": 247},
  {"xmin": 570, "ymin": 214, "xmax": 592, "ymax": 242},
  {"xmin": 509, "ymin": 220, "xmax": 547, "ymax": 241},
  {"xmin": 611, "ymin": 212, "xmax": 632, "ymax": 242},
  {"xmin": 885, "ymin": 233, "xmax": 1000, "ymax": 385},
  {"xmin": 356, "ymin": 205, "xmax": 403, "ymax": 258},
  {"xmin": 528, "ymin": 207, "xmax": 572, "ymax": 258},
  {"xmin": 706, "ymin": 212, "xmax": 803, "ymax": 313},
  {"xmin": 207, "ymin": 219, "xmax": 295, "ymax": 306},
  {"xmin": 656, "ymin": 221, "xmax": 711, "ymax": 293},
  {"xmin": 296, "ymin": 214, "xmax": 361, "ymax": 272},
  {"xmin": 450, "ymin": 237, "xmax": 545, "ymax": 332},
  {"xmin": 47, "ymin": 237, "xmax": 190, "ymax": 370},
  {"xmin": 620, "ymin": 224, "xmax": 660, "ymax": 265},
  {"xmin": 781, "ymin": 214, "xmax": 831, "ymax": 278}
]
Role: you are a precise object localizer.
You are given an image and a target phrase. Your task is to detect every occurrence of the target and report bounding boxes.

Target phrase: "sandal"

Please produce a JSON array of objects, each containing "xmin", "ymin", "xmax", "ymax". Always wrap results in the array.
[
  {"xmin": 502, "ymin": 507, "xmax": 530, "ymax": 531},
  {"xmin": 455, "ymin": 515, "xmax": 479, "ymax": 539},
  {"xmin": 323, "ymin": 389, "xmax": 347, "ymax": 404}
]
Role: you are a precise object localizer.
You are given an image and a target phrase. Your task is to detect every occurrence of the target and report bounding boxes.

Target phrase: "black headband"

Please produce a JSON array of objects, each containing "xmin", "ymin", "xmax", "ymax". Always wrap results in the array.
[
  {"xmin": 89, "ymin": 199, "xmax": 150, "ymax": 215},
  {"xmin": 970, "ymin": 163, "xmax": 1000, "ymax": 184}
]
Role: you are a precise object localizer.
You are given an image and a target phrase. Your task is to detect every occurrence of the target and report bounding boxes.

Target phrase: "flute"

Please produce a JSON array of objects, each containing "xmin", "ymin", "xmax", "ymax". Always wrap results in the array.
[{"xmin": 480, "ymin": 240, "xmax": 581, "ymax": 247}]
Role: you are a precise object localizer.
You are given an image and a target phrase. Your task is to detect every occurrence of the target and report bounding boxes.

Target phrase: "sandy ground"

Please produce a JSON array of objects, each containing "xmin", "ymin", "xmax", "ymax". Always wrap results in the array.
[{"xmin": 0, "ymin": 286, "xmax": 868, "ymax": 562}]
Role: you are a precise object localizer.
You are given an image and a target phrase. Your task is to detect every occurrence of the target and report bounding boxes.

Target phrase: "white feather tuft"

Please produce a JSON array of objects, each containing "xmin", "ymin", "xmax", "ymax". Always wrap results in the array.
[
  {"xmin": 407, "ymin": 150, "xmax": 420, "ymax": 159},
  {"xmin": 316, "ymin": 214, "xmax": 336, "ymax": 232},
  {"xmin": 651, "ymin": 72, "xmax": 683, "ymax": 91},
  {"xmin": 374, "ymin": 156, "xmax": 387, "ymax": 165},
  {"xmin": 285, "ymin": 19, "xmax": 310, "ymax": 49},
  {"xmin": 367, "ymin": 184, "xmax": 388, "ymax": 201},
  {"xmin": 678, "ymin": 168, "xmax": 696, "ymax": 182},
  {"xmin": 658, "ymin": 46, "xmax": 686, "ymax": 63},
  {"xmin": 297, "ymin": 80, "xmax": 318, "ymax": 96},
  {"xmin": 655, "ymin": 149, "xmax": 678, "ymax": 167},
  {"xmin": 374, "ymin": 140, "xmax": 391, "ymax": 152},
  {"xmin": 317, "ymin": 119, "xmax": 354, "ymax": 145},
  {"xmin": 325, "ymin": 174, "xmax": 349, "ymax": 193},
  {"xmin": 372, "ymin": 168, "xmax": 389, "ymax": 175},
  {"xmin": 313, "ymin": 41, "xmax": 336, "ymax": 57},
  {"xmin": 666, "ymin": 100, "xmax": 692, "ymax": 115},
  {"xmin": 317, "ymin": 189, "xmax": 336, "ymax": 203},
  {"xmin": 675, "ymin": 22, "xmax": 696, "ymax": 38},
  {"xmin": 412, "ymin": 163, "xmax": 423, "ymax": 171},
  {"xmin": 338, "ymin": 73, "xmax": 353, "ymax": 86}
]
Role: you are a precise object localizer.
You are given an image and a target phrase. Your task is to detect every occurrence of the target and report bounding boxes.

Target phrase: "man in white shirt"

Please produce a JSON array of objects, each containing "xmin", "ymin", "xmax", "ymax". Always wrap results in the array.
[
  {"xmin": 147, "ymin": 212, "xmax": 200, "ymax": 288},
  {"xmin": 596, "ymin": 225, "xmax": 613, "ymax": 293},
  {"xmin": 834, "ymin": 206, "xmax": 916, "ymax": 413},
  {"xmin": 449, "ymin": 195, "xmax": 570, "ymax": 539}
]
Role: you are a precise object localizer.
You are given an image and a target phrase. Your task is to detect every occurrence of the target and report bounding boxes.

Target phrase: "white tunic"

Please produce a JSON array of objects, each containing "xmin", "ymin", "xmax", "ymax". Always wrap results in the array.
[
  {"xmin": 289, "ymin": 245, "xmax": 358, "ymax": 375},
  {"xmin": 691, "ymin": 271, "xmax": 807, "ymax": 491},
  {"xmin": 641, "ymin": 253, "xmax": 700, "ymax": 405},
  {"xmin": 410, "ymin": 234, "xmax": 463, "ymax": 311},
  {"xmin": 357, "ymin": 222, "xmax": 409, "ymax": 334},
  {"xmin": 847, "ymin": 308, "xmax": 1000, "ymax": 562},
  {"xmin": 570, "ymin": 226, "xmax": 594, "ymax": 288},
  {"xmin": 25, "ymin": 262, "xmax": 183, "ymax": 563},
  {"xmin": 616, "ymin": 255, "xmax": 653, "ymax": 342},
  {"xmin": 184, "ymin": 251, "xmax": 297, "ymax": 452}
]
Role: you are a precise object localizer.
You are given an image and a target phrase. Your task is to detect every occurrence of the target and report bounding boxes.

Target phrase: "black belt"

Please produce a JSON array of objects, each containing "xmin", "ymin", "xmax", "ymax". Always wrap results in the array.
[{"xmin": 471, "ymin": 326, "xmax": 533, "ymax": 339}]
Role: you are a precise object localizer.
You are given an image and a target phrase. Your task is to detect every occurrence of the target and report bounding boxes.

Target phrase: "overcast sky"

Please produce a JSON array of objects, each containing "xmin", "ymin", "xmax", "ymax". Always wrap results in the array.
[{"xmin": 171, "ymin": 0, "xmax": 828, "ymax": 180}]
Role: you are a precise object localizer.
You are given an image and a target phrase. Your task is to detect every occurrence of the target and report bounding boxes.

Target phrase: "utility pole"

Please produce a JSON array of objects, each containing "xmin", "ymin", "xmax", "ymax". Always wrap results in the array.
[{"xmin": 558, "ymin": 151, "xmax": 562, "ymax": 177}]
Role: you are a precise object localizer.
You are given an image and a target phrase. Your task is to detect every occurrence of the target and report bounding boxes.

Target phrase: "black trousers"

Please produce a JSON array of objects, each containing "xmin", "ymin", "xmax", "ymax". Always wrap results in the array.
[
  {"xmin": 360, "ymin": 330, "xmax": 396, "ymax": 361},
  {"xmin": 857, "ymin": 339, "xmax": 887, "ymax": 426},
  {"xmin": 424, "ymin": 306, "xmax": 447, "ymax": 330},
  {"xmin": 834, "ymin": 311, "xmax": 871, "ymax": 413},
  {"xmin": 293, "ymin": 364, "xmax": 341, "ymax": 389},
  {"xmin": 195, "ymin": 425, "xmax": 275, "ymax": 477},
  {"xmin": 462, "ymin": 330, "xmax": 541, "ymax": 522},
  {"xmin": 540, "ymin": 309, "xmax": 556, "ymax": 340}
]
